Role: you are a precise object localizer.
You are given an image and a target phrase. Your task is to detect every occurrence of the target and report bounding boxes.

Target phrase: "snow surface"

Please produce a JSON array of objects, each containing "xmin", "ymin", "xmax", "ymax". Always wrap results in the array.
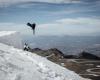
[
  {"xmin": 0, "ymin": 31, "xmax": 23, "ymax": 49},
  {"xmin": 0, "ymin": 31, "xmax": 90, "ymax": 80},
  {"xmin": 0, "ymin": 43, "xmax": 90, "ymax": 80},
  {"xmin": 0, "ymin": 31, "xmax": 16, "ymax": 37}
]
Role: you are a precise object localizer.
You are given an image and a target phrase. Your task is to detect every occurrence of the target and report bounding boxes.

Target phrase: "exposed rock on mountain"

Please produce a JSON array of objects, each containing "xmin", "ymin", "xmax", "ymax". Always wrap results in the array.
[
  {"xmin": 79, "ymin": 51, "xmax": 100, "ymax": 60},
  {"xmin": 30, "ymin": 48, "xmax": 64, "ymax": 61},
  {"xmin": 31, "ymin": 48, "xmax": 100, "ymax": 60}
]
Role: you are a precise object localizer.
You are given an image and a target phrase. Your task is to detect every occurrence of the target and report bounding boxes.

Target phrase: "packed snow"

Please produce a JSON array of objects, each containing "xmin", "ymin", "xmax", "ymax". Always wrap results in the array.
[
  {"xmin": 0, "ymin": 31, "xmax": 16, "ymax": 37},
  {"xmin": 0, "ymin": 31, "xmax": 23, "ymax": 49},
  {"xmin": 0, "ymin": 31, "xmax": 90, "ymax": 80}
]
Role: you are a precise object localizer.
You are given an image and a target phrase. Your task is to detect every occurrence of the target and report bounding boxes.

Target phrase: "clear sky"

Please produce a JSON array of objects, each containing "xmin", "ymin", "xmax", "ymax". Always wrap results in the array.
[{"xmin": 0, "ymin": 0, "xmax": 100, "ymax": 36}]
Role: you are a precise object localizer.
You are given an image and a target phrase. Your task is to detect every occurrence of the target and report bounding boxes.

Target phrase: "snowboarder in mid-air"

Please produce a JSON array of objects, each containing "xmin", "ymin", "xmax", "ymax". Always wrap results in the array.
[{"xmin": 27, "ymin": 22, "xmax": 36, "ymax": 35}]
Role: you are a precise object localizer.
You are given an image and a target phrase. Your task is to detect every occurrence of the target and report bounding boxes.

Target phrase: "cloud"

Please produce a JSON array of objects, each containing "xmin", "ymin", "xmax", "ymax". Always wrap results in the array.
[
  {"xmin": 0, "ymin": 0, "xmax": 81, "ymax": 4},
  {"xmin": 0, "ymin": 0, "xmax": 100, "ymax": 6},
  {"xmin": 0, "ymin": 0, "xmax": 100, "ymax": 8},
  {"xmin": 0, "ymin": 0, "xmax": 81, "ymax": 7},
  {"xmin": 56, "ymin": 18, "xmax": 100, "ymax": 25},
  {"xmin": 37, "ymin": 17, "xmax": 100, "ymax": 36},
  {"xmin": 0, "ymin": 22, "xmax": 31, "ymax": 35},
  {"xmin": 0, "ymin": 17, "xmax": 100, "ymax": 36}
]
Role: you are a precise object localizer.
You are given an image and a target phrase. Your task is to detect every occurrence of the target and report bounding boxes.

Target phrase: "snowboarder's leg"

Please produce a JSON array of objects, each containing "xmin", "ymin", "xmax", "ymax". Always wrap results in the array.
[
  {"xmin": 33, "ymin": 30, "xmax": 35, "ymax": 35},
  {"xmin": 24, "ymin": 47, "xmax": 27, "ymax": 51}
]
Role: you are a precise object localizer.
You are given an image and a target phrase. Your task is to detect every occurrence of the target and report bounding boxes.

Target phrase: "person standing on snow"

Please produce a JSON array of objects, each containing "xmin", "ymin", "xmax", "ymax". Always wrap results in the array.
[{"xmin": 23, "ymin": 43, "xmax": 30, "ymax": 51}]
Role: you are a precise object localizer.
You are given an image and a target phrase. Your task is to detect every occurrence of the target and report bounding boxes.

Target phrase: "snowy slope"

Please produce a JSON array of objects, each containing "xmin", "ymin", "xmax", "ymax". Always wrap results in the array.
[
  {"xmin": 0, "ymin": 31, "xmax": 90, "ymax": 80},
  {"xmin": 0, "ymin": 31, "xmax": 23, "ymax": 49},
  {"xmin": 0, "ymin": 43, "xmax": 90, "ymax": 80}
]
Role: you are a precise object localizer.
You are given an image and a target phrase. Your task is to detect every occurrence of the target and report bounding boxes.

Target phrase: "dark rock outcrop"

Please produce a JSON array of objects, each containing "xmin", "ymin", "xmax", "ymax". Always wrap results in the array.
[
  {"xmin": 31, "ymin": 48, "xmax": 42, "ymax": 52},
  {"xmin": 47, "ymin": 48, "xmax": 64, "ymax": 57},
  {"xmin": 31, "ymin": 48, "xmax": 64, "ymax": 59},
  {"xmin": 79, "ymin": 51, "xmax": 100, "ymax": 60},
  {"xmin": 63, "ymin": 55, "xmax": 78, "ymax": 59},
  {"xmin": 30, "ymin": 48, "xmax": 100, "ymax": 60}
]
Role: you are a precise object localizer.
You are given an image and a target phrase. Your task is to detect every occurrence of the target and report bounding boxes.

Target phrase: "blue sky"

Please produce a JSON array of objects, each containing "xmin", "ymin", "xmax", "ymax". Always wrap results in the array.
[{"xmin": 0, "ymin": 0, "xmax": 100, "ymax": 36}]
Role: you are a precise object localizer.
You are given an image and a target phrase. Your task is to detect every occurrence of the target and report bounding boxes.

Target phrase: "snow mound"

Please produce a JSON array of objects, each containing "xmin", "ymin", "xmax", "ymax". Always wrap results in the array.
[
  {"xmin": 0, "ymin": 43, "xmax": 90, "ymax": 80},
  {"xmin": 0, "ymin": 31, "xmax": 23, "ymax": 49}
]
